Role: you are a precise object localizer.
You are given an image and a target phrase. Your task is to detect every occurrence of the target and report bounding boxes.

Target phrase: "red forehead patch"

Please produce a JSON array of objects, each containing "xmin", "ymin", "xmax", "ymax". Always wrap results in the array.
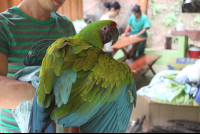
[{"xmin": 110, "ymin": 22, "xmax": 117, "ymax": 29}]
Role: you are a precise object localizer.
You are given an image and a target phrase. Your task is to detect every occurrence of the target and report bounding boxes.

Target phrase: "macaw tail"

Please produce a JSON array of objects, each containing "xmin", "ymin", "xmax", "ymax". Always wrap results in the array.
[{"xmin": 28, "ymin": 91, "xmax": 55, "ymax": 133}]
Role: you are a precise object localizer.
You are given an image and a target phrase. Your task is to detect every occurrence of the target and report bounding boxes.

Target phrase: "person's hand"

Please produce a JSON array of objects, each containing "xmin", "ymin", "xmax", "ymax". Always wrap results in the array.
[
  {"xmin": 132, "ymin": 34, "xmax": 139, "ymax": 37},
  {"xmin": 121, "ymin": 33, "xmax": 127, "ymax": 37}
]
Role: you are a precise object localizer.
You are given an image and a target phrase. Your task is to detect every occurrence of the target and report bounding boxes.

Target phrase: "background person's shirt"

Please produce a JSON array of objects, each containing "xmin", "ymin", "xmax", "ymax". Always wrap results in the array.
[
  {"xmin": 0, "ymin": 6, "xmax": 76, "ymax": 133},
  {"xmin": 127, "ymin": 13, "xmax": 150, "ymax": 37},
  {"xmin": 100, "ymin": 15, "xmax": 114, "ymax": 52}
]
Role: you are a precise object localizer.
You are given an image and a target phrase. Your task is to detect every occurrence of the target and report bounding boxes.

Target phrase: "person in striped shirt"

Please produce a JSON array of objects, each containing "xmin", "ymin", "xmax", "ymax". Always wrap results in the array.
[{"xmin": 0, "ymin": 0, "xmax": 76, "ymax": 133}]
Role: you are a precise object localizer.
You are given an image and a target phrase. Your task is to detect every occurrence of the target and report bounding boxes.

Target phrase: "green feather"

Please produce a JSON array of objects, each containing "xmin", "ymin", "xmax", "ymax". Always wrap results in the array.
[
  {"xmin": 81, "ymin": 79, "xmax": 96, "ymax": 94},
  {"xmin": 88, "ymin": 72, "xmax": 95, "ymax": 79},
  {"xmin": 65, "ymin": 45, "xmax": 72, "ymax": 57},
  {"xmin": 67, "ymin": 38, "xmax": 82, "ymax": 46},
  {"xmin": 46, "ymin": 54, "xmax": 53, "ymax": 69},
  {"xmin": 70, "ymin": 95, "xmax": 84, "ymax": 113},
  {"xmin": 53, "ymin": 56, "xmax": 64, "ymax": 76},
  {"xmin": 43, "ymin": 68, "xmax": 56, "ymax": 94},
  {"xmin": 58, "ymin": 41, "xmax": 68, "ymax": 49},
  {"xmin": 60, "ymin": 61, "xmax": 75, "ymax": 71},
  {"xmin": 96, "ymin": 78, "xmax": 102, "ymax": 85},
  {"xmin": 49, "ymin": 37, "xmax": 67, "ymax": 54},
  {"xmin": 94, "ymin": 89, "xmax": 105, "ymax": 103},
  {"xmin": 69, "ymin": 85, "xmax": 87, "ymax": 102},
  {"xmin": 100, "ymin": 86, "xmax": 113, "ymax": 103},
  {"xmin": 108, "ymin": 86, "xmax": 121, "ymax": 102},
  {"xmin": 70, "ymin": 76, "xmax": 88, "ymax": 93},
  {"xmin": 73, "ymin": 58, "xmax": 85, "ymax": 72},
  {"xmin": 77, "ymin": 101, "xmax": 93, "ymax": 116},
  {"xmin": 83, "ymin": 57, "xmax": 95, "ymax": 71},
  {"xmin": 83, "ymin": 89, "xmax": 93, "ymax": 101},
  {"xmin": 37, "ymin": 81, "xmax": 46, "ymax": 104},
  {"xmin": 55, "ymin": 49, "xmax": 63, "ymax": 57},
  {"xmin": 43, "ymin": 94, "xmax": 51, "ymax": 108},
  {"xmin": 75, "ymin": 46, "xmax": 92, "ymax": 54},
  {"xmin": 64, "ymin": 53, "xmax": 82, "ymax": 61},
  {"xmin": 77, "ymin": 70, "xmax": 91, "ymax": 78},
  {"xmin": 128, "ymin": 89, "xmax": 134, "ymax": 103},
  {"xmin": 88, "ymin": 82, "xmax": 102, "ymax": 102},
  {"xmin": 79, "ymin": 50, "xmax": 88, "ymax": 57},
  {"xmin": 50, "ymin": 103, "xmax": 72, "ymax": 119}
]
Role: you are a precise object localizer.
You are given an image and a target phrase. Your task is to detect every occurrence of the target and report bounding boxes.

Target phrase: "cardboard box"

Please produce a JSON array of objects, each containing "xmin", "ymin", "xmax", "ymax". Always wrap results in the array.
[{"xmin": 130, "ymin": 95, "xmax": 200, "ymax": 132}]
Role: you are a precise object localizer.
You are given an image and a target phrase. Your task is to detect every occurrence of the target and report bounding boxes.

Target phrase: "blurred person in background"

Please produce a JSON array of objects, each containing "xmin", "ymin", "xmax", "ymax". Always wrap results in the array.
[
  {"xmin": 121, "ymin": 5, "xmax": 150, "ymax": 59},
  {"xmin": 100, "ymin": 1, "xmax": 121, "ymax": 58}
]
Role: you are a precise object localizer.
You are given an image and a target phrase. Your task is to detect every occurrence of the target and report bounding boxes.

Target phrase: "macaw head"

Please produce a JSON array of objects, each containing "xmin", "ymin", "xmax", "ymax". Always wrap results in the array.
[{"xmin": 75, "ymin": 20, "xmax": 119, "ymax": 49}]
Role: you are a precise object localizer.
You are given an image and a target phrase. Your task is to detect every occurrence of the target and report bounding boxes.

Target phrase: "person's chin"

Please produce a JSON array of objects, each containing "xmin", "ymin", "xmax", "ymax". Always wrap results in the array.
[{"xmin": 49, "ymin": 5, "xmax": 60, "ymax": 12}]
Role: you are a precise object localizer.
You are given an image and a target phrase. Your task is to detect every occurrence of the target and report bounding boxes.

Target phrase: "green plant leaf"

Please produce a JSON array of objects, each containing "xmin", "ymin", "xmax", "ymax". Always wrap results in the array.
[{"xmin": 194, "ymin": 16, "xmax": 200, "ymax": 23}]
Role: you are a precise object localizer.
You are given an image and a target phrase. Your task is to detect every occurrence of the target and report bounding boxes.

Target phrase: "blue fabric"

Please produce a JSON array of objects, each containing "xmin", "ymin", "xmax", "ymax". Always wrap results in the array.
[
  {"xmin": 127, "ymin": 13, "xmax": 150, "ymax": 37},
  {"xmin": 195, "ymin": 88, "xmax": 200, "ymax": 103},
  {"xmin": 195, "ymin": 81, "xmax": 200, "ymax": 103}
]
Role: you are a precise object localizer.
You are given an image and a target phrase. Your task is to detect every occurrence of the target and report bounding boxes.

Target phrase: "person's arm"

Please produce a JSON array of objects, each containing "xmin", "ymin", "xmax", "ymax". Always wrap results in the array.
[
  {"xmin": 0, "ymin": 53, "xmax": 36, "ymax": 109},
  {"xmin": 121, "ymin": 24, "xmax": 132, "ymax": 37},
  {"xmin": 134, "ymin": 28, "xmax": 149, "ymax": 37}
]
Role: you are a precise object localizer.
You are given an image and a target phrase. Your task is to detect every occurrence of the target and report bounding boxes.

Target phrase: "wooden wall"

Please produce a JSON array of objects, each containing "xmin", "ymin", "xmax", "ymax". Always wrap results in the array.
[{"xmin": 0, "ymin": 0, "xmax": 83, "ymax": 21}]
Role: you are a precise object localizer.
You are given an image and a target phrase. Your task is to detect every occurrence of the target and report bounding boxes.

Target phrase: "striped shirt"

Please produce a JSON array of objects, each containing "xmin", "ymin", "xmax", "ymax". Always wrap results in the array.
[{"xmin": 0, "ymin": 6, "xmax": 76, "ymax": 133}]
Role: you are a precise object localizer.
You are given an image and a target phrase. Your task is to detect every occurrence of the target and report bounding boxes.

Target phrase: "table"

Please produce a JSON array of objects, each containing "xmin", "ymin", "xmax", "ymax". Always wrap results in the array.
[
  {"xmin": 112, "ymin": 36, "xmax": 146, "ymax": 62},
  {"xmin": 112, "ymin": 36, "xmax": 161, "ymax": 79}
]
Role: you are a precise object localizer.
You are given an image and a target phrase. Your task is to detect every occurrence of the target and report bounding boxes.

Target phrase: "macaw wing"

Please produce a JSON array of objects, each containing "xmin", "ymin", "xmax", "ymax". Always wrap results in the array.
[
  {"xmin": 49, "ymin": 45, "xmax": 136, "ymax": 132},
  {"xmin": 37, "ymin": 37, "xmax": 93, "ymax": 107}
]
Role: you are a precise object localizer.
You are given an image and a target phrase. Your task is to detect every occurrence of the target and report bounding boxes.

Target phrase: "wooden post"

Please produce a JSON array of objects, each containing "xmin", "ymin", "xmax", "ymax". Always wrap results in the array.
[
  {"xmin": 8, "ymin": 0, "xmax": 22, "ymax": 8},
  {"xmin": 71, "ymin": 0, "xmax": 77, "ymax": 21},
  {"xmin": 57, "ymin": 0, "xmax": 83, "ymax": 20},
  {"xmin": 0, "ymin": 0, "xmax": 9, "ymax": 13},
  {"xmin": 165, "ymin": 36, "xmax": 172, "ymax": 49},
  {"xmin": 139, "ymin": 0, "xmax": 148, "ymax": 15},
  {"xmin": 63, "ymin": 0, "xmax": 71, "ymax": 19},
  {"xmin": 77, "ymin": 0, "xmax": 83, "ymax": 20}
]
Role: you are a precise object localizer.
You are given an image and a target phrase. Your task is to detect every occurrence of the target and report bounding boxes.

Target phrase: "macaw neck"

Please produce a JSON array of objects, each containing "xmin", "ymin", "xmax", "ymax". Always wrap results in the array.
[{"xmin": 75, "ymin": 32, "xmax": 104, "ymax": 49}]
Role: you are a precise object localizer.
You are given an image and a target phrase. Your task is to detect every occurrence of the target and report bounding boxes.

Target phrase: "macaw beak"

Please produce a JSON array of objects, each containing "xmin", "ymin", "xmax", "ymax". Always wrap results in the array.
[{"xmin": 103, "ymin": 27, "xmax": 119, "ymax": 45}]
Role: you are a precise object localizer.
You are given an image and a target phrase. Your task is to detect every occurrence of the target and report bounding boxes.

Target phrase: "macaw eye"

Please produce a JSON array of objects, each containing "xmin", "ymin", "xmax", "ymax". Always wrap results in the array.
[{"xmin": 104, "ymin": 27, "xmax": 107, "ymax": 30}]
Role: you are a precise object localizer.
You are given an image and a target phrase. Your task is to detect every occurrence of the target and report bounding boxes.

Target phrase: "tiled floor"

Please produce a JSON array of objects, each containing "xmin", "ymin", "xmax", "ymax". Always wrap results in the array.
[{"xmin": 134, "ymin": 64, "xmax": 168, "ymax": 90}]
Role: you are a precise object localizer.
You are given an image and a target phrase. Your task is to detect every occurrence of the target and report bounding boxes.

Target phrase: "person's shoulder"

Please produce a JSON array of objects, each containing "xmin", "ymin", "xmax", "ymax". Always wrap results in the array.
[
  {"xmin": 0, "ymin": 6, "xmax": 20, "ymax": 24},
  {"xmin": 53, "ymin": 12, "xmax": 76, "ymax": 35},
  {"xmin": 53, "ymin": 12, "xmax": 73, "ymax": 24},
  {"xmin": 0, "ymin": 8, "xmax": 14, "ymax": 22},
  {"xmin": 100, "ymin": 15, "xmax": 110, "ymax": 20}
]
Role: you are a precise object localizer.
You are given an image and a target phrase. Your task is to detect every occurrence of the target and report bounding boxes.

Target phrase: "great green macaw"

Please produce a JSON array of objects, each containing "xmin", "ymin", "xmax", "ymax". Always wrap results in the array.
[{"xmin": 28, "ymin": 20, "xmax": 137, "ymax": 133}]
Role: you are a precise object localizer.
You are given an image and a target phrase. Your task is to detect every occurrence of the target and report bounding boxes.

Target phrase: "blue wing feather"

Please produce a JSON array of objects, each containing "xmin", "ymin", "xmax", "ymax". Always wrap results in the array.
[
  {"xmin": 54, "ymin": 70, "xmax": 77, "ymax": 107},
  {"xmin": 60, "ymin": 102, "xmax": 105, "ymax": 127}
]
